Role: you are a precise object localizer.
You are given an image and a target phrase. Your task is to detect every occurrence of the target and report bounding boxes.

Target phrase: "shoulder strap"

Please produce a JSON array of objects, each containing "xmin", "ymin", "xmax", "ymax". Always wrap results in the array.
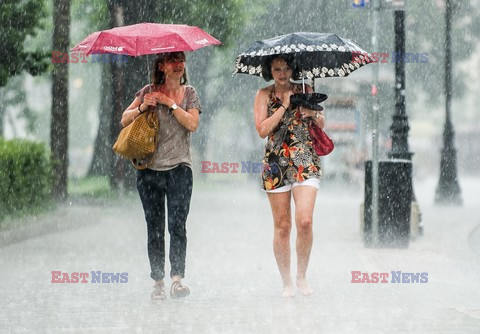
[{"xmin": 268, "ymin": 85, "xmax": 281, "ymax": 106}]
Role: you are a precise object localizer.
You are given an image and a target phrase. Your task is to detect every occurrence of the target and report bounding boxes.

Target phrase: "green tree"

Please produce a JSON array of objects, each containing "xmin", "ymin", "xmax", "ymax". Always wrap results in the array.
[
  {"xmin": 0, "ymin": 76, "xmax": 38, "ymax": 138},
  {"xmin": 71, "ymin": 0, "xmax": 114, "ymax": 178},
  {"xmin": 0, "ymin": 0, "xmax": 50, "ymax": 88},
  {"xmin": 0, "ymin": 0, "xmax": 50, "ymax": 137}
]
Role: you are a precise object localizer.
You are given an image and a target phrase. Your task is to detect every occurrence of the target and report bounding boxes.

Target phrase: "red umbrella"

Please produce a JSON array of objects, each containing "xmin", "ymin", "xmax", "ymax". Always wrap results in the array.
[{"xmin": 70, "ymin": 22, "xmax": 221, "ymax": 56}]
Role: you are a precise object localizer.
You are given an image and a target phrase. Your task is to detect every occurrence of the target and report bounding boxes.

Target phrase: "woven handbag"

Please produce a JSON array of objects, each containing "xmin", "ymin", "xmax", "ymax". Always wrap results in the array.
[
  {"xmin": 112, "ymin": 110, "xmax": 159, "ymax": 160},
  {"xmin": 308, "ymin": 120, "xmax": 334, "ymax": 156}
]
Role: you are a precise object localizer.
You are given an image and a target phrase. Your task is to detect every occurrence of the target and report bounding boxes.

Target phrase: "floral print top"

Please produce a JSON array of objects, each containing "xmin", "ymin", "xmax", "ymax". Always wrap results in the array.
[{"xmin": 261, "ymin": 85, "xmax": 322, "ymax": 190}]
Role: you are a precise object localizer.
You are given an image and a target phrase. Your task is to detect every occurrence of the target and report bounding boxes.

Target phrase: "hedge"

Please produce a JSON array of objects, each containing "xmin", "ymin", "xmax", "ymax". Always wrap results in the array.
[{"xmin": 0, "ymin": 138, "xmax": 52, "ymax": 219}]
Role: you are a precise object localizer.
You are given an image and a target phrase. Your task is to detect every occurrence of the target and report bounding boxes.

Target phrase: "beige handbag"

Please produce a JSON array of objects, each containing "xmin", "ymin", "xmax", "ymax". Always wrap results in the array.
[{"xmin": 112, "ymin": 110, "xmax": 159, "ymax": 164}]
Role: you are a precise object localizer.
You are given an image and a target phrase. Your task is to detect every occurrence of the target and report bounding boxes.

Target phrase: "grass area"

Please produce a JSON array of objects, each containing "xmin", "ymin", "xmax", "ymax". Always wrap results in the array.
[
  {"xmin": 68, "ymin": 176, "xmax": 115, "ymax": 199},
  {"xmin": 0, "ymin": 176, "xmax": 134, "ymax": 232}
]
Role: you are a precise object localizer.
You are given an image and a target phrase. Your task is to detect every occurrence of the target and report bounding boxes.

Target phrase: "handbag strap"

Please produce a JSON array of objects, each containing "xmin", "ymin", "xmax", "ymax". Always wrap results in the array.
[{"xmin": 131, "ymin": 156, "xmax": 154, "ymax": 170}]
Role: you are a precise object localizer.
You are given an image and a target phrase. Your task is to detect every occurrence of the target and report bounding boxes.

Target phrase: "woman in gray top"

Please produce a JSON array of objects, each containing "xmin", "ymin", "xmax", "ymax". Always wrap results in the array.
[{"xmin": 121, "ymin": 51, "xmax": 201, "ymax": 300}]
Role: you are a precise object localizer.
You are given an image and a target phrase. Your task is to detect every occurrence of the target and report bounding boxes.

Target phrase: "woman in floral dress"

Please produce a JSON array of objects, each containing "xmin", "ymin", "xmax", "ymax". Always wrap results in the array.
[{"xmin": 253, "ymin": 55, "xmax": 325, "ymax": 298}]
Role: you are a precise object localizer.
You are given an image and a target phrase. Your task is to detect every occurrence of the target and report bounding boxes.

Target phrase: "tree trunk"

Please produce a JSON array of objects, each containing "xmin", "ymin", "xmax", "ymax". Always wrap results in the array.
[
  {"xmin": 119, "ymin": 0, "xmax": 157, "ymax": 191},
  {"xmin": 87, "ymin": 61, "xmax": 113, "ymax": 176},
  {"xmin": 0, "ymin": 88, "xmax": 5, "ymax": 138},
  {"xmin": 108, "ymin": 1, "xmax": 126, "ymax": 190},
  {"xmin": 51, "ymin": 0, "xmax": 70, "ymax": 200}
]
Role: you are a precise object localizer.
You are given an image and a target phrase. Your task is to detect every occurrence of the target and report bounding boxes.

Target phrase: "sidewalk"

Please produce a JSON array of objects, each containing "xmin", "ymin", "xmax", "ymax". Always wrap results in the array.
[{"xmin": 0, "ymin": 176, "xmax": 479, "ymax": 333}]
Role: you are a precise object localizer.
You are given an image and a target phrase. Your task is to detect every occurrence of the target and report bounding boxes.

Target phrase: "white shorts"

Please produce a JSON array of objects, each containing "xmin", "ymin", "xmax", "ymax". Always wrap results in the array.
[{"xmin": 266, "ymin": 178, "xmax": 320, "ymax": 193}]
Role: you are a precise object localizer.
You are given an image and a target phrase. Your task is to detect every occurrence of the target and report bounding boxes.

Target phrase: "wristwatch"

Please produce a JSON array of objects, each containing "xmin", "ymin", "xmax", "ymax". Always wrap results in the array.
[{"xmin": 169, "ymin": 103, "xmax": 178, "ymax": 113}]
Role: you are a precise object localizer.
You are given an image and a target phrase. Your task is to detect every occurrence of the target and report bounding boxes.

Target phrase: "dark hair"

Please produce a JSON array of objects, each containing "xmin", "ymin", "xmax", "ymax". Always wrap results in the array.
[
  {"xmin": 262, "ymin": 54, "xmax": 297, "ymax": 81},
  {"xmin": 151, "ymin": 51, "xmax": 188, "ymax": 85}
]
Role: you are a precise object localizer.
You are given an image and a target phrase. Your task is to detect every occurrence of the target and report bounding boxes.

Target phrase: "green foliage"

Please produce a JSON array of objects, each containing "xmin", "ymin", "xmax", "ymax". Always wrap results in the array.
[
  {"xmin": 72, "ymin": 0, "xmax": 109, "ymax": 31},
  {"xmin": 68, "ymin": 176, "xmax": 114, "ymax": 199},
  {"xmin": 0, "ymin": 0, "xmax": 50, "ymax": 87},
  {"xmin": 155, "ymin": 0, "xmax": 247, "ymax": 48},
  {"xmin": 1, "ymin": 76, "xmax": 38, "ymax": 136},
  {"xmin": 0, "ymin": 138, "xmax": 53, "ymax": 219}
]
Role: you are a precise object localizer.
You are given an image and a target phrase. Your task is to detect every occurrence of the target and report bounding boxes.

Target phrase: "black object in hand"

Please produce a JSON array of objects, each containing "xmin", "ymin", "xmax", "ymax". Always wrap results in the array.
[{"xmin": 291, "ymin": 93, "xmax": 328, "ymax": 111}]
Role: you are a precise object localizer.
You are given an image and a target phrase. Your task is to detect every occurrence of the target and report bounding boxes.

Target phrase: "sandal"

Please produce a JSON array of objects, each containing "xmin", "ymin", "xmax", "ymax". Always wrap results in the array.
[
  {"xmin": 170, "ymin": 281, "xmax": 190, "ymax": 299},
  {"xmin": 151, "ymin": 282, "xmax": 167, "ymax": 300}
]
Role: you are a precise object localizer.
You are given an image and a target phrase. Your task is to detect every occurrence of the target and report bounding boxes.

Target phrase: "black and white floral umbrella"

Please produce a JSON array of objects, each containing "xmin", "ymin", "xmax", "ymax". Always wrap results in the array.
[{"xmin": 234, "ymin": 32, "xmax": 373, "ymax": 81}]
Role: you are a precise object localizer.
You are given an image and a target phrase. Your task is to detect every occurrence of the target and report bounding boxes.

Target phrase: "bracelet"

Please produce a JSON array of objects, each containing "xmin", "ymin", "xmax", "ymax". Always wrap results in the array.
[{"xmin": 279, "ymin": 104, "xmax": 287, "ymax": 111}]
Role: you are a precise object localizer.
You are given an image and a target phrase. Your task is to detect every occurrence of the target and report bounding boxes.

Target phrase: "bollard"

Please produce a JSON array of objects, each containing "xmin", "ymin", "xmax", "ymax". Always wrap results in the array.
[{"xmin": 364, "ymin": 159, "xmax": 412, "ymax": 248}]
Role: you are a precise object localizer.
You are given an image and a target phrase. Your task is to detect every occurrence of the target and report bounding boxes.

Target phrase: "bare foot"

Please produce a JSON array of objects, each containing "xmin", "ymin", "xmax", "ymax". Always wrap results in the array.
[
  {"xmin": 151, "ymin": 280, "xmax": 166, "ymax": 300},
  {"xmin": 296, "ymin": 279, "xmax": 314, "ymax": 296},
  {"xmin": 282, "ymin": 285, "xmax": 295, "ymax": 298}
]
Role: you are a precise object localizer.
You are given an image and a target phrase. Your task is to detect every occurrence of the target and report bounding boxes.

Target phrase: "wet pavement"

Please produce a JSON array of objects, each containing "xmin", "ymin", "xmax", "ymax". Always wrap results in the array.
[{"xmin": 1, "ymin": 176, "xmax": 480, "ymax": 333}]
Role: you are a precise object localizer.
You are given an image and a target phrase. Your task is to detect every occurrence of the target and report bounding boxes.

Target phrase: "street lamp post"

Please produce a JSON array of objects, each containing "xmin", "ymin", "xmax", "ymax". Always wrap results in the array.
[
  {"xmin": 435, "ymin": 0, "xmax": 462, "ymax": 205},
  {"xmin": 388, "ymin": 9, "xmax": 424, "ymax": 238},
  {"xmin": 389, "ymin": 10, "xmax": 412, "ymax": 162}
]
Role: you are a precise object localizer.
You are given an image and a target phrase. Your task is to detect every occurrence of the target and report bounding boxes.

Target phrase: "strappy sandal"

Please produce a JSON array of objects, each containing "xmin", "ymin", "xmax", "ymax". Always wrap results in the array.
[
  {"xmin": 151, "ymin": 282, "xmax": 167, "ymax": 300},
  {"xmin": 170, "ymin": 281, "xmax": 190, "ymax": 299}
]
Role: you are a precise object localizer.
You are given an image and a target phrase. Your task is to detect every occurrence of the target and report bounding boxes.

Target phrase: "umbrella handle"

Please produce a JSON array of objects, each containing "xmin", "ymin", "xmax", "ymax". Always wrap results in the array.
[
  {"xmin": 301, "ymin": 70, "xmax": 306, "ymax": 93},
  {"xmin": 146, "ymin": 54, "xmax": 152, "ymax": 93}
]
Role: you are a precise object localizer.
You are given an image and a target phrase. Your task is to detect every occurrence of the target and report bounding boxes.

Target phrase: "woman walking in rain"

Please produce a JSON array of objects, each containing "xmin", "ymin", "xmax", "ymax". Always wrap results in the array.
[
  {"xmin": 253, "ymin": 55, "xmax": 324, "ymax": 298},
  {"xmin": 121, "ymin": 51, "xmax": 201, "ymax": 300}
]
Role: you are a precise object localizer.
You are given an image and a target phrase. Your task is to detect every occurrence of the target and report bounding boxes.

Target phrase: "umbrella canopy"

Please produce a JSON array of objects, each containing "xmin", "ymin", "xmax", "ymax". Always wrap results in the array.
[
  {"xmin": 70, "ymin": 22, "xmax": 221, "ymax": 56},
  {"xmin": 234, "ymin": 32, "xmax": 373, "ymax": 80}
]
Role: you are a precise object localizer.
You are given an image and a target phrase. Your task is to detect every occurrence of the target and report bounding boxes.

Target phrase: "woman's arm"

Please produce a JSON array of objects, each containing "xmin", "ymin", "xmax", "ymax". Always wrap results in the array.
[
  {"xmin": 254, "ymin": 88, "xmax": 290, "ymax": 139},
  {"xmin": 299, "ymin": 84, "xmax": 326, "ymax": 129},
  {"xmin": 171, "ymin": 107, "xmax": 200, "ymax": 132},
  {"xmin": 154, "ymin": 91, "xmax": 199, "ymax": 132},
  {"xmin": 313, "ymin": 110, "xmax": 326, "ymax": 129},
  {"xmin": 120, "ymin": 98, "xmax": 143, "ymax": 128},
  {"xmin": 120, "ymin": 93, "xmax": 157, "ymax": 128}
]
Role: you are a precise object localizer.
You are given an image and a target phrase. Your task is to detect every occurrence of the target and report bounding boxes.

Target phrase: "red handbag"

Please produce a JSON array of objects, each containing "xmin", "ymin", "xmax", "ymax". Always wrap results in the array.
[{"xmin": 308, "ymin": 121, "xmax": 334, "ymax": 156}]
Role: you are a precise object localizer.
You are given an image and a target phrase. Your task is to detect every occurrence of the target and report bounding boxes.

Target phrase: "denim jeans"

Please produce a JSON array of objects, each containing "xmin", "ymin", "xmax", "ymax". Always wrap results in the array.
[{"xmin": 136, "ymin": 164, "xmax": 193, "ymax": 280}]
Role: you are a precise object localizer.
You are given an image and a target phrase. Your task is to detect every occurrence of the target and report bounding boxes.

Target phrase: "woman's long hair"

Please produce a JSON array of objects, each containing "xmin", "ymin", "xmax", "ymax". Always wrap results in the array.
[{"xmin": 151, "ymin": 51, "xmax": 188, "ymax": 85}]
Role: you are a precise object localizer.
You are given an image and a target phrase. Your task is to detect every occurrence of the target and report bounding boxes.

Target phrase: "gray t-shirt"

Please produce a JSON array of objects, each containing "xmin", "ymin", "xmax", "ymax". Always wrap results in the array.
[{"xmin": 135, "ymin": 84, "xmax": 202, "ymax": 171}]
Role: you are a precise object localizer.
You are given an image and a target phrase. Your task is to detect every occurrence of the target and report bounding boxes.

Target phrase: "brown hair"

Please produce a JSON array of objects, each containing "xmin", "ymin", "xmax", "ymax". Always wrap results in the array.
[
  {"xmin": 151, "ymin": 51, "xmax": 188, "ymax": 85},
  {"xmin": 262, "ymin": 54, "xmax": 297, "ymax": 82}
]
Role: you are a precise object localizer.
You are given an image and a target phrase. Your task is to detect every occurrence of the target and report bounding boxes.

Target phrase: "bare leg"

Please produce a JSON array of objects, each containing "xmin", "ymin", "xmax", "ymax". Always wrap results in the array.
[
  {"xmin": 292, "ymin": 185, "xmax": 317, "ymax": 296},
  {"xmin": 267, "ymin": 190, "xmax": 294, "ymax": 298}
]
